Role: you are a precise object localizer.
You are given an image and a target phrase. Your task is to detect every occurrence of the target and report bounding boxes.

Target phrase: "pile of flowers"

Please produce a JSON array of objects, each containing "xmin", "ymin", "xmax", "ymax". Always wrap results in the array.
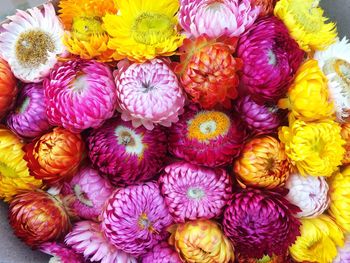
[{"xmin": 0, "ymin": 0, "xmax": 349, "ymax": 262}]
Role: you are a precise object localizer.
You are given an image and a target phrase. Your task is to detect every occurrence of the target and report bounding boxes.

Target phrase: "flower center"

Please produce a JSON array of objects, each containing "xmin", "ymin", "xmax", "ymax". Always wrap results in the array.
[
  {"xmin": 16, "ymin": 97, "xmax": 31, "ymax": 114},
  {"xmin": 132, "ymin": 12, "xmax": 174, "ymax": 45},
  {"xmin": 266, "ymin": 158, "xmax": 276, "ymax": 172},
  {"xmin": 74, "ymin": 184, "xmax": 93, "ymax": 207},
  {"xmin": 257, "ymin": 255, "xmax": 272, "ymax": 263},
  {"xmin": 187, "ymin": 187, "xmax": 205, "ymax": 200},
  {"xmin": 206, "ymin": 0, "xmax": 224, "ymax": 10},
  {"xmin": 49, "ymin": 256, "xmax": 62, "ymax": 263},
  {"xmin": 289, "ymin": 0, "xmax": 322, "ymax": 33},
  {"xmin": 72, "ymin": 16, "xmax": 104, "ymax": 41},
  {"xmin": 267, "ymin": 50, "xmax": 277, "ymax": 66},
  {"xmin": 0, "ymin": 161, "xmax": 16, "ymax": 179},
  {"xmin": 15, "ymin": 30, "xmax": 55, "ymax": 68},
  {"xmin": 115, "ymin": 126, "xmax": 144, "ymax": 157},
  {"xmin": 188, "ymin": 111, "xmax": 230, "ymax": 142},
  {"xmin": 141, "ymin": 81, "xmax": 156, "ymax": 93},
  {"xmin": 323, "ymin": 58, "xmax": 350, "ymax": 87},
  {"xmin": 71, "ymin": 73, "xmax": 88, "ymax": 93},
  {"xmin": 138, "ymin": 212, "xmax": 156, "ymax": 233}
]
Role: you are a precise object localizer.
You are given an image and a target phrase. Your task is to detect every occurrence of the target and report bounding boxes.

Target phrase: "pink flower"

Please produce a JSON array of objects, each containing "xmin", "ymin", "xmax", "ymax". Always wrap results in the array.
[
  {"xmin": 39, "ymin": 242, "xmax": 85, "ymax": 263},
  {"xmin": 142, "ymin": 242, "xmax": 181, "ymax": 263}
]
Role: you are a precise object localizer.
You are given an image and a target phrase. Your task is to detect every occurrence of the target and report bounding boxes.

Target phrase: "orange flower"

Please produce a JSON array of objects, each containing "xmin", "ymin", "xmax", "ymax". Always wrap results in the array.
[
  {"xmin": 24, "ymin": 127, "xmax": 85, "ymax": 185},
  {"xmin": 0, "ymin": 58, "xmax": 18, "ymax": 119}
]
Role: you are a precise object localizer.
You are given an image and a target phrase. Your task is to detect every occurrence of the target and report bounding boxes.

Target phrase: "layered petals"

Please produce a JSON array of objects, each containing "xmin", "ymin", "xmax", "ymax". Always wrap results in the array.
[
  {"xmin": 39, "ymin": 242, "xmax": 85, "ymax": 263},
  {"xmin": 141, "ymin": 242, "xmax": 181, "ymax": 263},
  {"xmin": 0, "ymin": 58, "xmax": 18, "ymax": 119}
]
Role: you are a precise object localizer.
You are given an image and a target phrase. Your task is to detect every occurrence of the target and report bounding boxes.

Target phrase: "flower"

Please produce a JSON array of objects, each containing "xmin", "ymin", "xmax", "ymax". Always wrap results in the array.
[
  {"xmin": 0, "ymin": 3, "xmax": 65, "ymax": 83},
  {"xmin": 141, "ymin": 242, "xmax": 182, "ymax": 263},
  {"xmin": 61, "ymin": 166, "xmax": 114, "ymax": 220},
  {"xmin": 328, "ymin": 168, "xmax": 350, "ymax": 233},
  {"xmin": 39, "ymin": 242, "xmax": 84, "ymax": 263},
  {"xmin": 0, "ymin": 128, "xmax": 42, "ymax": 202},
  {"xmin": 0, "ymin": 58, "xmax": 17, "ymax": 120},
  {"xmin": 44, "ymin": 59, "xmax": 116, "ymax": 133},
  {"xmin": 7, "ymin": 83, "xmax": 51, "ymax": 139},
  {"xmin": 158, "ymin": 161, "xmax": 232, "ymax": 222},
  {"xmin": 87, "ymin": 118, "xmax": 167, "ymax": 185},
  {"xmin": 341, "ymin": 123, "xmax": 350, "ymax": 164},
  {"xmin": 235, "ymin": 95, "xmax": 286, "ymax": 134},
  {"xmin": 59, "ymin": 0, "xmax": 117, "ymax": 61},
  {"xmin": 24, "ymin": 127, "xmax": 85, "ymax": 186},
  {"xmin": 285, "ymin": 173, "xmax": 329, "ymax": 218},
  {"xmin": 289, "ymin": 215, "xmax": 344, "ymax": 263},
  {"xmin": 178, "ymin": 0, "xmax": 259, "ymax": 38},
  {"xmin": 334, "ymin": 236, "xmax": 350, "ymax": 263},
  {"xmin": 101, "ymin": 182, "xmax": 173, "ymax": 256},
  {"xmin": 103, "ymin": 0, "xmax": 184, "ymax": 62},
  {"xmin": 274, "ymin": 0, "xmax": 337, "ymax": 52},
  {"xmin": 233, "ymin": 136, "xmax": 291, "ymax": 189},
  {"xmin": 314, "ymin": 37, "xmax": 350, "ymax": 121},
  {"xmin": 236, "ymin": 253, "xmax": 289, "ymax": 263},
  {"xmin": 237, "ymin": 16, "xmax": 304, "ymax": 103},
  {"xmin": 223, "ymin": 189, "xmax": 301, "ymax": 258},
  {"xmin": 251, "ymin": 0, "xmax": 277, "ymax": 17},
  {"xmin": 9, "ymin": 190, "xmax": 71, "ymax": 248},
  {"xmin": 115, "ymin": 59, "xmax": 185, "ymax": 130},
  {"xmin": 279, "ymin": 119, "xmax": 345, "ymax": 177},
  {"xmin": 169, "ymin": 220, "xmax": 235, "ymax": 263},
  {"xmin": 169, "ymin": 104, "xmax": 248, "ymax": 167},
  {"xmin": 174, "ymin": 35, "xmax": 242, "ymax": 109},
  {"xmin": 65, "ymin": 221, "xmax": 137, "ymax": 263},
  {"xmin": 278, "ymin": 60, "xmax": 334, "ymax": 122}
]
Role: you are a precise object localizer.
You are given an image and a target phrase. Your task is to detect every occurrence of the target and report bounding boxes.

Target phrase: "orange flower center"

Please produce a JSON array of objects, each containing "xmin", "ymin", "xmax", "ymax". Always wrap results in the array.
[{"xmin": 138, "ymin": 212, "xmax": 157, "ymax": 233}]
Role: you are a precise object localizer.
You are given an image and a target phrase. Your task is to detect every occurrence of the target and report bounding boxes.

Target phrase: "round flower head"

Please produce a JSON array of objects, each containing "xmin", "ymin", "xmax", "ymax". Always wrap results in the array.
[
  {"xmin": 237, "ymin": 16, "xmax": 304, "ymax": 103},
  {"xmin": 289, "ymin": 215, "xmax": 344, "ymax": 263},
  {"xmin": 251, "ymin": 0, "xmax": 277, "ymax": 17},
  {"xmin": 169, "ymin": 220, "xmax": 235, "ymax": 263},
  {"xmin": 39, "ymin": 242, "xmax": 84, "ymax": 263},
  {"xmin": 0, "ymin": 128, "xmax": 42, "ymax": 202},
  {"xmin": 234, "ymin": 136, "xmax": 291, "ymax": 189},
  {"xmin": 141, "ymin": 242, "xmax": 181, "ymax": 263},
  {"xmin": 101, "ymin": 182, "xmax": 173, "ymax": 256},
  {"xmin": 59, "ymin": 0, "xmax": 117, "ymax": 61},
  {"xmin": 274, "ymin": 0, "xmax": 337, "ymax": 52},
  {"xmin": 169, "ymin": 105, "xmax": 248, "ymax": 167},
  {"xmin": 65, "ymin": 221, "xmax": 137, "ymax": 263},
  {"xmin": 7, "ymin": 83, "xmax": 51, "ymax": 139},
  {"xmin": 235, "ymin": 96, "xmax": 285, "ymax": 134},
  {"xmin": 341, "ymin": 123, "xmax": 350, "ymax": 164},
  {"xmin": 0, "ymin": 58, "xmax": 17, "ymax": 119},
  {"xmin": 178, "ymin": 0, "xmax": 259, "ymax": 38},
  {"xmin": 279, "ymin": 119, "xmax": 345, "ymax": 177},
  {"xmin": 103, "ymin": 0, "xmax": 185, "ymax": 62},
  {"xmin": 175, "ymin": 36, "xmax": 242, "ymax": 109},
  {"xmin": 279, "ymin": 60, "xmax": 334, "ymax": 122},
  {"xmin": 62, "ymin": 166, "xmax": 114, "ymax": 220},
  {"xmin": 285, "ymin": 173, "xmax": 329, "ymax": 218},
  {"xmin": 223, "ymin": 189, "xmax": 301, "ymax": 259},
  {"xmin": 159, "ymin": 161, "xmax": 232, "ymax": 222},
  {"xmin": 9, "ymin": 190, "xmax": 71, "ymax": 248},
  {"xmin": 334, "ymin": 236, "xmax": 350, "ymax": 263},
  {"xmin": 314, "ymin": 37, "xmax": 350, "ymax": 121},
  {"xmin": 24, "ymin": 127, "xmax": 85, "ymax": 186},
  {"xmin": 44, "ymin": 59, "xmax": 116, "ymax": 133},
  {"xmin": 87, "ymin": 118, "xmax": 167, "ymax": 185},
  {"xmin": 328, "ymin": 168, "xmax": 350, "ymax": 233},
  {"xmin": 115, "ymin": 59, "xmax": 185, "ymax": 130},
  {"xmin": 0, "ymin": 3, "xmax": 65, "ymax": 83}
]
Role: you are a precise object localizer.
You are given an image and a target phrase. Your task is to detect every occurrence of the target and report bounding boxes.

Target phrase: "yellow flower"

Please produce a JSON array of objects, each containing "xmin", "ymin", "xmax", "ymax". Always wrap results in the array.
[
  {"xmin": 0, "ymin": 128, "xmax": 42, "ymax": 202},
  {"xmin": 279, "ymin": 119, "xmax": 345, "ymax": 177},
  {"xmin": 279, "ymin": 60, "xmax": 335, "ymax": 122},
  {"xmin": 274, "ymin": 0, "xmax": 337, "ymax": 52},
  {"xmin": 103, "ymin": 0, "xmax": 185, "ymax": 62},
  {"xmin": 289, "ymin": 215, "xmax": 344, "ymax": 263},
  {"xmin": 328, "ymin": 168, "xmax": 350, "ymax": 233},
  {"xmin": 341, "ymin": 123, "xmax": 350, "ymax": 164},
  {"xmin": 59, "ymin": 0, "xmax": 117, "ymax": 61}
]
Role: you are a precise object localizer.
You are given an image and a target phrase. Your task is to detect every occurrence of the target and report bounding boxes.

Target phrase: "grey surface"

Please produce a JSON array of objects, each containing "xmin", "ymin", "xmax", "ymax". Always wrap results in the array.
[{"xmin": 0, "ymin": 0, "xmax": 349, "ymax": 263}]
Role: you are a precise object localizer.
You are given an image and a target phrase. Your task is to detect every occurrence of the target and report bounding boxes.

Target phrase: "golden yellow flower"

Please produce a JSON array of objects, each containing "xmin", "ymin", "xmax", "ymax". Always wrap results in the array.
[
  {"xmin": 341, "ymin": 123, "xmax": 350, "ymax": 164},
  {"xmin": 103, "ymin": 0, "xmax": 185, "ymax": 62},
  {"xmin": 328, "ymin": 168, "xmax": 350, "ymax": 233},
  {"xmin": 0, "ymin": 128, "xmax": 42, "ymax": 202},
  {"xmin": 279, "ymin": 119, "xmax": 345, "ymax": 177},
  {"xmin": 59, "ymin": 0, "xmax": 117, "ymax": 61},
  {"xmin": 274, "ymin": 0, "xmax": 337, "ymax": 52},
  {"xmin": 279, "ymin": 60, "xmax": 335, "ymax": 122},
  {"xmin": 289, "ymin": 215, "xmax": 344, "ymax": 263}
]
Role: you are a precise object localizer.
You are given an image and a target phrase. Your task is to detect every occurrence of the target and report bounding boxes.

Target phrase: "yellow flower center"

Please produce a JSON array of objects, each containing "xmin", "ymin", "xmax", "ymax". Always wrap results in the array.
[
  {"xmin": 257, "ymin": 255, "xmax": 272, "ymax": 263},
  {"xmin": 138, "ymin": 212, "xmax": 156, "ymax": 233},
  {"xmin": 132, "ymin": 12, "xmax": 174, "ymax": 45},
  {"xmin": 188, "ymin": 111, "xmax": 230, "ymax": 142},
  {"xmin": 15, "ymin": 30, "xmax": 55, "ymax": 68},
  {"xmin": 72, "ymin": 16, "xmax": 104, "ymax": 41},
  {"xmin": 0, "ymin": 161, "xmax": 16, "ymax": 179},
  {"xmin": 324, "ymin": 58, "xmax": 350, "ymax": 87},
  {"xmin": 289, "ymin": 0, "xmax": 322, "ymax": 33}
]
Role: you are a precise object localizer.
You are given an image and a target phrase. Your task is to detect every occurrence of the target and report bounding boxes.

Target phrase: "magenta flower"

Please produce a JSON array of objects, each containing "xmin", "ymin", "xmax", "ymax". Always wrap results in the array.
[
  {"xmin": 39, "ymin": 242, "xmax": 84, "ymax": 263},
  {"xmin": 87, "ymin": 117, "xmax": 167, "ymax": 185},
  {"xmin": 44, "ymin": 59, "xmax": 116, "ymax": 133},
  {"xmin": 237, "ymin": 16, "xmax": 304, "ymax": 103},
  {"xmin": 141, "ymin": 242, "xmax": 181, "ymax": 263},
  {"xmin": 159, "ymin": 161, "xmax": 232, "ymax": 222},
  {"xmin": 7, "ymin": 83, "xmax": 51, "ymax": 138},
  {"xmin": 101, "ymin": 182, "xmax": 173, "ymax": 256}
]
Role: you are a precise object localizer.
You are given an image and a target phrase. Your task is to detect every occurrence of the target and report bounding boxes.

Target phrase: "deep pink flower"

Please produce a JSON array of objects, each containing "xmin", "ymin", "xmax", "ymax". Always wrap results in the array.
[
  {"xmin": 141, "ymin": 242, "xmax": 181, "ymax": 263},
  {"xmin": 39, "ymin": 242, "xmax": 85, "ymax": 263}
]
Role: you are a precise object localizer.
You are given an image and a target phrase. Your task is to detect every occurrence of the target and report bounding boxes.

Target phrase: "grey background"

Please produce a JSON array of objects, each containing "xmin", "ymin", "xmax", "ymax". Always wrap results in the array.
[{"xmin": 0, "ymin": 0, "xmax": 349, "ymax": 262}]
